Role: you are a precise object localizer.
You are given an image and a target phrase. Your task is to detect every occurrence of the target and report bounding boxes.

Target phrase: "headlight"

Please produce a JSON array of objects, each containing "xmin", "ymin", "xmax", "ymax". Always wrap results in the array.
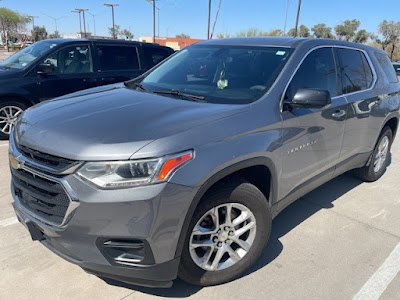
[{"xmin": 77, "ymin": 151, "xmax": 193, "ymax": 189}]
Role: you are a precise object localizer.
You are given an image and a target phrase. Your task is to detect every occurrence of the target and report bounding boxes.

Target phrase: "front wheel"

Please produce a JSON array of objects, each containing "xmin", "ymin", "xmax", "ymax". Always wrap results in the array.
[
  {"xmin": 178, "ymin": 178, "xmax": 272, "ymax": 286},
  {"xmin": 0, "ymin": 100, "xmax": 27, "ymax": 140}
]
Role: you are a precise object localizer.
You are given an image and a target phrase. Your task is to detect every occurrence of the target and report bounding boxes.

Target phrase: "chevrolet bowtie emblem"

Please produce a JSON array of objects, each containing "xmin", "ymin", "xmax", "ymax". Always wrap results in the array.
[{"xmin": 9, "ymin": 153, "xmax": 21, "ymax": 170}]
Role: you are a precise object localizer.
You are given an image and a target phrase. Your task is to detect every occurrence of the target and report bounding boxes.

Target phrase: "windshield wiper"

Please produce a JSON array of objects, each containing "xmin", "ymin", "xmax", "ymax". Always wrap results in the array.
[
  {"xmin": 130, "ymin": 82, "xmax": 148, "ymax": 92},
  {"xmin": 153, "ymin": 90, "xmax": 206, "ymax": 102}
]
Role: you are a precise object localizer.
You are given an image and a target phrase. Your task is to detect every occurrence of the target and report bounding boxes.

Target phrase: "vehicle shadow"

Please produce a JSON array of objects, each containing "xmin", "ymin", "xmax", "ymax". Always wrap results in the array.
[{"xmin": 101, "ymin": 171, "xmax": 374, "ymax": 297}]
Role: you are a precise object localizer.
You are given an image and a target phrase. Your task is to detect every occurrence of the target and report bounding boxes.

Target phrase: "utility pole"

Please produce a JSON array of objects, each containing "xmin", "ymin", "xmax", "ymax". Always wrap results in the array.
[
  {"xmin": 75, "ymin": 9, "xmax": 88, "ymax": 38},
  {"xmin": 104, "ymin": 4, "xmax": 119, "ymax": 39},
  {"xmin": 71, "ymin": 10, "xmax": 82, "ymax": 37},
  {"xmin": 28, "ymin": 16, "xmax": 39, "ymax": 41},
  {"xmin": 207, "ymin": 0, "xmax": 211, "ymax": 39},
  {"xmin": 294, "ymin": 0, "xmax": 302, "ymax": 37},
  {"xmin": 283, "ymin": 0, "xmax": 289, "ymax": 36}
]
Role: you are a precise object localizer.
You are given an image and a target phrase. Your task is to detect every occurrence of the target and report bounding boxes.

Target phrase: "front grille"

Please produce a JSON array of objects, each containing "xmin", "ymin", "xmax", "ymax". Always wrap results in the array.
[
  {"xmin": 11, "ymin": 168, "xmax": 70, "ymax": 225},
  {"xmin": 16, "ymin": 144, "xmax": 76, "ymax": 172}
]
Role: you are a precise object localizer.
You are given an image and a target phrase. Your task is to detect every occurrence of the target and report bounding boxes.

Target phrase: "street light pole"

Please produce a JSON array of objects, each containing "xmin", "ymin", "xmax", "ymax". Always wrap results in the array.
[
  {"xmin": 153, "ymin": 0, "xmax": 156, "ymax": 43},
  {"xmin": 208, "ymin": 0, "xmax": 211, "ymax": 39},
  {"xmin": 75, "ymin": 9, "xmax": 88, "ymax": 38},
  {"xmin": 104, "ymin": 4, "xmax": 119, "ymax": 39},
  {"xmin": 87, "ymin": 12, "xmax": 98, "ymax": 36},
  {"xmin": 43, "ymin": 14, "xmax": 64, "ymax": 33},
  {"xmin": 294, "ymin": 0, "xmax": 302, "ymax": 37},
  {"xmin": 28, "ymin": 16, "xmax": 39, "ymax": 41},
  {"xmin": 283, "ymin": 0, "xmax": 289, "ymax": 36},
  {"xmin": 71, "ymin": 10, "xmax": 82, "ymax": 37}
]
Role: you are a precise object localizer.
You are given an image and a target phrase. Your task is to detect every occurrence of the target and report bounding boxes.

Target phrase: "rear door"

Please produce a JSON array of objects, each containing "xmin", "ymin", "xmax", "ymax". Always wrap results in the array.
[
  {"xmin": 38, "ymin": 43, "xmax": 98, "ymax": 101},
  {"xmin": 333, "ymin": 48, "xmax": 383, "ymax": 174},
  {"xmin": 278, "ymin": 47, "xmax": 347, "ymax": 208},
  {"xmin": 95, "ymin": 43, "xmax": 143, "ymax": 85}
]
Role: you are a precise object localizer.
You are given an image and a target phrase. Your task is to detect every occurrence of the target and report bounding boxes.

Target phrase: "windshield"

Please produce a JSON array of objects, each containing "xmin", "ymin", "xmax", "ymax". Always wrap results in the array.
[
  {"xmin": 138, "ymin": 45, "xmax": 293, "ymax": 104},
  {"xmin": 0, "ymin": 40, "xmax": 59, "ymax": 70}
]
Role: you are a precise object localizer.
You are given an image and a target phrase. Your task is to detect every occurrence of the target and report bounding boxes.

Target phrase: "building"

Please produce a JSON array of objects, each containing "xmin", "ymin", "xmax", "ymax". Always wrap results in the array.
[
  {"xmin": 62, "ymin": 32, "xmax": 92, "ymax": 39},
  {"xmin": 139, "ymin": 36, "xmax": 203, "ymax": 50}
]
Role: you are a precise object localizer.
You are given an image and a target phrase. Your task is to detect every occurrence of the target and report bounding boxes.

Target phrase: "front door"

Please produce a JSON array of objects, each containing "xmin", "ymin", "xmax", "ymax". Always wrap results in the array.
[
  {"xmin": 38, "ymin": 44, "xmax": 98, "ymax": 101},
  {"xmin": 278, "ymin": 47, "xmax": 347, "ymax": 209}
]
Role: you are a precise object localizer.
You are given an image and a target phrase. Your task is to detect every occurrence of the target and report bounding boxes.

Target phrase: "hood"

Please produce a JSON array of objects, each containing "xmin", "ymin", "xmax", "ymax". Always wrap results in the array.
[{"xmin": 15, "ymin": 84, "xmax": 246, "ymax": 161}]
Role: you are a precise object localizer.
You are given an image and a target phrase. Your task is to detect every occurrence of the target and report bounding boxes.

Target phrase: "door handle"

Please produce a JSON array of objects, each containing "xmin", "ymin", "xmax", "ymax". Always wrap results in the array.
[{"xmin": 332, "ymin": 109, "xmax": 346, "ymax": 119}]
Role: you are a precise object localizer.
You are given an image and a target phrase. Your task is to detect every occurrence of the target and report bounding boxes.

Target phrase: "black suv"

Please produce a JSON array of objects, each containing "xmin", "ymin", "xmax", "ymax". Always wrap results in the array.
[{"xmin": 0, "ymin": 38, "xmax": 174, "ymax": 139}]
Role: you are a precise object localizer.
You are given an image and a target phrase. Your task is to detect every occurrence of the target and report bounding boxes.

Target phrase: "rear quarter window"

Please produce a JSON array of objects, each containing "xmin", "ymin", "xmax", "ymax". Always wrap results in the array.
[{"xmin": 374, "ymin": 52, "xmax": 398, "ymax": 83}]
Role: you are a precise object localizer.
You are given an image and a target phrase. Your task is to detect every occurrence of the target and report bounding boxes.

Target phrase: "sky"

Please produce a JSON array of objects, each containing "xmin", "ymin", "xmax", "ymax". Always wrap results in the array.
[{"xmin": 1, "ymin": 0, "xmax": 399, "ymax": 39}]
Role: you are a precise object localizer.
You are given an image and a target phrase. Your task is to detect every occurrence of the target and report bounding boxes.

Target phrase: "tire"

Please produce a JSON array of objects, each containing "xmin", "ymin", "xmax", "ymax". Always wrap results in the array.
[
  {"xmin": 0, "ymin": 100, "xmax": 27, "ymax": 140},
  {"xmin": 178, "ymin": 178, "xmax": 272, "ymax": 286},
  {"xmin": 355, "ymin": 126, "xmax": 393, "ymax": 182}
]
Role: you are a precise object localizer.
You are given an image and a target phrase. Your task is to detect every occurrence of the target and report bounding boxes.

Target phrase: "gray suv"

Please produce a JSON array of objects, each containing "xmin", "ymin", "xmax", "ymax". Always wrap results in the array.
[{"xmin": 9, "ymin": 37, "xmax": 400, "ymax": 288}]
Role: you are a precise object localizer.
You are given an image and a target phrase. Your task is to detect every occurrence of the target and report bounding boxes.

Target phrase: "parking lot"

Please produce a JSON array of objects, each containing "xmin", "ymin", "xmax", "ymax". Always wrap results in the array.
[{"xmin": 0, "ymin": 136, "xmax": 399, "ymax": 300}]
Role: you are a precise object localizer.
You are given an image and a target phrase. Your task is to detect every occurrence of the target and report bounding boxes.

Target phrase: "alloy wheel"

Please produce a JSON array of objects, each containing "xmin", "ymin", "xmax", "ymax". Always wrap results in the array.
[
  {"xmin": 374, "ymin": 136, "xmax": 389, "ymax": 173},
  {"xmin": 0, "ymin": 105, "xmax": 23, "ymax": 135},
  {"xmin": 189, "ymin": 203, "xmax": 256, "ymax": 271}
]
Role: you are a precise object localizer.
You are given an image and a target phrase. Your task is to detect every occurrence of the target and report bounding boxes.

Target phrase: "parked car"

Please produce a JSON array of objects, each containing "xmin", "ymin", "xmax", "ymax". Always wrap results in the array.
[
  {"xmin": 394, "ymin": 62, "xmax": 400, "ymax": 81},
  {"xmin": 9, "ymin": 37, "xmax": 399, "ymax": 288},
  {"xmin": 0, "ymin": 38, "xmax": 174, "ymax": 139}
]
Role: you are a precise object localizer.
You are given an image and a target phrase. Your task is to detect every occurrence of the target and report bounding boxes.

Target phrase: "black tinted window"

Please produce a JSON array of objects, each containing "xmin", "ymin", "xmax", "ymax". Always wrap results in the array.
[
  {"xmin": 394, "ymin": 64, "xmax": 400, "ymax": 76},
  {"xmin": 337, "ymin": 49, "xmax": 371, "ymax": 94},
  {"xmin": 374, "ymin": 52, "xmax": 398, "ymax": 82},
  {"xmin": 143, "ymin": 47, "xmax": 172, "ymax": 68},
  {"xmin": 361, "ymin": 53, "xmax": 373, "ymax": 87},
  {"xmin": 97, "ymin": 45, "xmax": 139, "ymax": 71},
  {"xmin": 287, "ymin": 47, "xmax": 337, "ymax": 99}
]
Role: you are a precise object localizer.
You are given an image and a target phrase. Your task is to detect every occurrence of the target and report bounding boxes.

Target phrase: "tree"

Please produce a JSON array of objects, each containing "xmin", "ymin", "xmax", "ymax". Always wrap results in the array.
[
  {"xmin": 235, "ymin": 28, "xmax": 282, "ymax": 37},
  {"xmin": 48, "ymin": 30, "xmax": 61, "ymax": 39},
  {"xmin": 108, "ymin": 24, "xmax": 120, "ymax": 38},
  {"xmin": 375, "ymin": 20, "xmax": 400, "ymax": 60},
  {"xmin": 287, "ymin": 24, "xmax": 310, "ymax": 37},
  {"xmin": 31, "ymin": 26, "xmax": 47, "ymax": 41},
  {"xmin": 335, "ymin": 19, "xmax": 360, "ymax": 41},
  {"xmin": 217, "ymin": 32, "xmax": 231, "ymax": 39},
  {"xmin": 353, "ymin": 29, "xmax": 370, "ymax": 44},
  {"xmin": 311, "ymin": 23, "xmax": 335, "ymax": 39},
  {"xmin": 120, "ymin": 29, "xmax": 133, "ymax": 40},
  {"xmin": 0, "ymin": 7, "xmax": 29, "ymax": 51},
  {"xmin": 176, "ymin": 33, "xmax": 190, "ymax": 39}
]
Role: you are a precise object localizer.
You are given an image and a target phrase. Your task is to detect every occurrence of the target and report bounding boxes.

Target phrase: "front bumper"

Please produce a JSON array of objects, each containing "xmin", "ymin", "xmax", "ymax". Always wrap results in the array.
[{"xmin": 11, "ymin": 169, "xmax": 194, "ymax": 288}]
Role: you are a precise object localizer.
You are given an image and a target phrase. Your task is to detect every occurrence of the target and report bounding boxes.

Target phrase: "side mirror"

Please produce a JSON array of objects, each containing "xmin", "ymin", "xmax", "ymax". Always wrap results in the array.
[
  {"xmin": 37, "ymin": 63, "xmax": 54, "ymax": 74},
  {"xmin": 284, "ymin": 88, "xmax": 331, "ymax": 109}
]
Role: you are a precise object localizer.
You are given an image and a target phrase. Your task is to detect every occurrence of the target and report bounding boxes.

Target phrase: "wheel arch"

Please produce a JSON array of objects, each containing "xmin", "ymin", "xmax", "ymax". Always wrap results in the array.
[
  {"xmin": 174, "ymin": 156, "xmax": 278, "ymax": 259},
  {"xmin": 0, "ymin": 94, "xmax": 34, "ymax": 107}
]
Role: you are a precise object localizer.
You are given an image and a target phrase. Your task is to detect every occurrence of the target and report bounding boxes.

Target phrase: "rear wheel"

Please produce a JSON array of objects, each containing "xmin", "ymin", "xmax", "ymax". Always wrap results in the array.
[
  {"xmin": 178, "ymin": 178, "xmax": 272, "ymax": 286},
  {"xmin": 355, "ymin": 126, "xmax": 393, "ymax": 182},
  {"xmin": 0, "ymin": 100, "xmax": 27, "ymax": 140}
]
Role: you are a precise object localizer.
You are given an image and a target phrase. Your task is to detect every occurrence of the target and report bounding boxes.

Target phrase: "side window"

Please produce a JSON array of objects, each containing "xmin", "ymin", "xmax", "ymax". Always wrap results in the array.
[
  {"xmin": 337, "ymin": 49, "xmax": 371, "ymax": 94},
  {"xmin": 394, "ymin": 64, "xmax": 400, "ymax": 76},
  {"xmin": 361, "ymin": 53, "xmax": 373, "ymax": 87},
  {"xmin": 97, "ymin": 45, "xmax": 140, "ymax": 71},
  {"xmin": 286, "ymin": 47, "xmax": 338, "ymax": 100},
  {"xmin": 143, "ymin": 47, "xmax": 172, "ymax": 68},
  {"xmin": 374, "ymin": 52, "xmax": 398, "ymax": 83},
  {"xmin": 43, "ymin": 45, "xmax": 93, "ymax": 74}
]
